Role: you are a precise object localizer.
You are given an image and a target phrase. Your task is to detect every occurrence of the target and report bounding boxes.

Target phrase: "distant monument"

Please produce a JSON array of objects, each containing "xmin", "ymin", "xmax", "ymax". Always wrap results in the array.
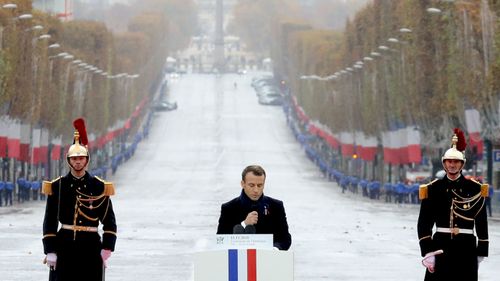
[{"xmin": 214, "ymin": 0, "xmax": 225, "ymax": 72}]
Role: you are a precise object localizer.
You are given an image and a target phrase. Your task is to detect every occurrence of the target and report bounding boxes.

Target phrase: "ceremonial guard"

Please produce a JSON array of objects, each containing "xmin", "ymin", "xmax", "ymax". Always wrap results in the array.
[
  {"xmin": 42, "ymin": 118, "xmax": 117, "ymax": 281},
  {"xmin": 417, "ymin": 128, "xmax": 488, "ymax": 281}
]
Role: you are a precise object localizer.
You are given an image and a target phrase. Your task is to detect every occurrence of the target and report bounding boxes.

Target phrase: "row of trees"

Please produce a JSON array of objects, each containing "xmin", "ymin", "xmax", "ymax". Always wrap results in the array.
[
  {"xmin": 0, "ymin": 0, "xmax": 197, "ymax": 141},
  {"xmin": 229, "ymin": 0, "xmax": 500, "ymax": 181},
  {"xmin": 275, "ymin": 0, "xmax": 500, "ymax": 146},
  {"xmin": 228, "ymin": 0, "xmax": 368, "ymax": 56},
  {"xmin": 74, "ymin": 0, "xmax": 198, "ymax": 51}
]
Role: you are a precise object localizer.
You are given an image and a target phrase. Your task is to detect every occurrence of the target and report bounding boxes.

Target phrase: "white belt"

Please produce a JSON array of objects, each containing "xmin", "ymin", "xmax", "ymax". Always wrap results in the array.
[
  {"xmin": 436, "ymin": 227, "xmax": 474, "ymax": 235},
  {"xmin": 61, "ymin": 224, "xmax": 98, "ymax": 232}
]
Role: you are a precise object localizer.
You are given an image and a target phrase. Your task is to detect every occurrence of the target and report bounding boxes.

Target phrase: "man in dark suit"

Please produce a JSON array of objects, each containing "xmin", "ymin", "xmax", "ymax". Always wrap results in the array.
[
  {"xmin": 417, "ymin": 129, "xmax": 488, "ymax": 281},
  {"xmin": 217, "ymin": 165, "xmax": 292, "ymax": 250}
]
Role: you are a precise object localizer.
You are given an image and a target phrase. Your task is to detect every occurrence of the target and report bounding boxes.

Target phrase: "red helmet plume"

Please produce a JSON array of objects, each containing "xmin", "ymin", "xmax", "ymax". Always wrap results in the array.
[
  {"xmin": 453, "ymin": 128, "xmax": 466, "ymax": 152},
  {"xmin": 73, "ymin": 118, "xmax": 88, "ymax": 146}
]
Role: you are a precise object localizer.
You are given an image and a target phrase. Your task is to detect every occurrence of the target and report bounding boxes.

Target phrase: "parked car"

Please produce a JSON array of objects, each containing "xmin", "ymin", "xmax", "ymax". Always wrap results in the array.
[
  {"xmin": 251, "ymin": 76, "xmax": 274, "ymax": 88},
  {"xmin": 258, "ymin": 93, "xmax": 283, "ymax": 106},
  {"xmin": 256, "ymin": 85, "xmax": 280, "ymax": 97},
  {"xmin": 152, "ymin": 100, "xmax": 178, "ymax": 111}
]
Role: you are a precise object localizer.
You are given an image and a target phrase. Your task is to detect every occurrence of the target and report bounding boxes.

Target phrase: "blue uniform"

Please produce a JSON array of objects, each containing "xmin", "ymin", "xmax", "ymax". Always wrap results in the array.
[
  {"xmin": 0, "ymin": 181, "xmax": 4, "ymax": 206},
  {"xmin": 31, "ymin": 180, "xmax": 41, "ymax": 200},
  {"xmin": 5, "ymin": 181, "xmax": 13, "ymax": 206},
  {"xmin": 17, "ymin": 178, "xmax": 28, "ymax": 202}
]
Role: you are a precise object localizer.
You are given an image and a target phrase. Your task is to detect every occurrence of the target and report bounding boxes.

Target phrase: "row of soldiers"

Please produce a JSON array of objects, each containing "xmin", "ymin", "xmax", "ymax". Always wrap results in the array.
[
  {"xmin": 329, "ymin": 172, "xmax": 422, "ymax": 203},
  {"xmin": 0, "ymin": 179, "xmax": 44, "ymax": 206}
]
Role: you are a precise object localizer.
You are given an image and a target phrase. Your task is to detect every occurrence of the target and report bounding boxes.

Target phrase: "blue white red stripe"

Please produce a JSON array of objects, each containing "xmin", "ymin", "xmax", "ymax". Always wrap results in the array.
[{"xmin": 228, "ymin": 249, "xmax": 257, "ymax": 281}]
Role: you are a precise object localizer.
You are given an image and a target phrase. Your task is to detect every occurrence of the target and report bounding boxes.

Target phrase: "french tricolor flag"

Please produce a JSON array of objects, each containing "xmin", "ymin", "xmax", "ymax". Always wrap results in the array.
[
  {"xmin": 228, "ymin": 249, "xmax": 257, "ymax": 281},
  {"xmin": 355, "ymin": 131, "xmax": 377, "ymax": 161},
  {"xmin": 339, "ymin": 131, "xmax": 355, "ymax": 157},
  {"xmin": 50, "ymin": 136, "xmax": 62, "ymax": 161},
  {"xmin": 465, "ymin": 108, "xmax": 483, "ymax": 159},
  {"xmin": 0, "ymin": 118, "xmax": 8, "ymax": 158},
  {"xmin": 382, "ymin": 125, "xmax": 421, "ymax": 165},
  {"xmin": 195, "ymin": 249, "xmax": 293, "ymax": 281},
  {"xmin": 308, "ymin": 120, "xmax": 340, "ymax": 149}
]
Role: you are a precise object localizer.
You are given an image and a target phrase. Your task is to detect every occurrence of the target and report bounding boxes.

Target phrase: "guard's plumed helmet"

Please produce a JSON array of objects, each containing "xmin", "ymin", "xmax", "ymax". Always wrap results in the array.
[
  {"xmin": 442, "ymin": 128, "xmax": 466, "ymax": 164},
  {"xmin": 67, "ymin": 118, "xmax": 89, "ymax": 162}
]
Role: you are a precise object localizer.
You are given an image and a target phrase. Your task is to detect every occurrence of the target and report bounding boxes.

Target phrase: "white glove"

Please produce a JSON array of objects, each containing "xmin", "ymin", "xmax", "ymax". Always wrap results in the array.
[
  {"xmin": 422, "ymin": 254, "xmax": 435, "ymax": 273},
  {"xmin": 421, "ymin": 250, "xmax": 444, "ymax": 273},
  {"xmin": 46, "ymin": 253, "xmax": 57, "ymax": 270},
  {"xmin": 101, "ymin": 249, "xmax": 112, "ymax": 268},
  {"xmin": 478, "ymin": 256, "xmax": 485, "ymax": 267}
]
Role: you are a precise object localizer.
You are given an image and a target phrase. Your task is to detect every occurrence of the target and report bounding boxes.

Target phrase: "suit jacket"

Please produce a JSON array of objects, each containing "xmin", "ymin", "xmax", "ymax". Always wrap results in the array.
[{"xmin": 217, "ymin": 190, "xmax": 292, "ymax": 250}]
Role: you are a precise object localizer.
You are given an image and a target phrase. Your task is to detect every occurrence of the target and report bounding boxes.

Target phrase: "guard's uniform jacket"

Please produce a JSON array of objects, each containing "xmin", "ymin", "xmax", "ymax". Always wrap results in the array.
[
  {"xmin": 42, "ymin": 171, "xmax": 117, "ymax": 281},
  {"xmin": 417, "ymin": 175, "xmax": 488, "ymax": 281}
]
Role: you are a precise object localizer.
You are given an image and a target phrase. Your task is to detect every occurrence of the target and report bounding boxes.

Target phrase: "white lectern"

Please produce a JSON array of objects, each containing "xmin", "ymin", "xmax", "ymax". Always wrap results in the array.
[{"xmin": 194, "ymin": 235, "xmax": 294, "ymax": 281}]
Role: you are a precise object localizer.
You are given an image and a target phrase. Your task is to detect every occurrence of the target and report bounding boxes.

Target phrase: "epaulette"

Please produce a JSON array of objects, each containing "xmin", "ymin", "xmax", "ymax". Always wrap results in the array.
[
  {"xmin": 41, "ymin": 177, "xmax": 61, "ymax": 196},
  {"xmin": 95, "ymin": 176, "xmax": 115, "ymax": 196},
  {"xmin": 469, "ymin": 178, "xmax": 489, "ymax": 198},
  {"xmin": 481, "ymin": 184, "xmax": 489, "ymax": 198},
  {"xmin": 419, "ymin": 179, "xmax": 438, "ymax": 200}
]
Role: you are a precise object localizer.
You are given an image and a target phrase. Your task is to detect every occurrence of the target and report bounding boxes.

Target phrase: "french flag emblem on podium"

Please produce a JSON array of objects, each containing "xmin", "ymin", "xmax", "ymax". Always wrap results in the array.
[
  {"xmin": 228, "ymin": 249, "xmax": 257, "ymax": 281},
  {"xmin": 194, "ymin": 249, "xmax": 293, "ymax": 281}
]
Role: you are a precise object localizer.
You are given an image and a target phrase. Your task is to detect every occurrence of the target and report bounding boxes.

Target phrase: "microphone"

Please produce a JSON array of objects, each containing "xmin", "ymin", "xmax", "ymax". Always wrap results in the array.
[
  {"xmin": 233, "ymin": 224, "xmax": 245, "ymax": 234},
  {"xmin": 251, "ymin": 203, "xmax": 259, "ymax": 212},
  {"xmin": 244, "ymin": 224, "xmax": 256, "ymax": 234}
]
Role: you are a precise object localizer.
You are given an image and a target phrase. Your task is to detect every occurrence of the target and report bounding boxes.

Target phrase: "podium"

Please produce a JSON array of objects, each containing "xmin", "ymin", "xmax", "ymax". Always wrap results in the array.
[{"xmin": 194, "ymin": 235, "xmax": 294, "ymax": 281}]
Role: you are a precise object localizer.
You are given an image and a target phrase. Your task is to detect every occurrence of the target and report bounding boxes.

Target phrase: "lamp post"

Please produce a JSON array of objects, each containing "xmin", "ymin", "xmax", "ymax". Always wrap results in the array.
[
  {"xmin": 30, "ymin": 31, "xmax": 51, "ymax": 179},
  {"xmin": 15, "ymin": 12, "xmax": 34, "ymax": 119},
  {"xmin": 27, "ymin": 24, "xmax": 49, "ymax": 110},
  {"xmin": 48, "ymin": 43, "xmax": 60, "ymax": 49},
  {"xmin": 2, "ymin": 3, "xmax": 17, "ymax": 9},
  {"xmin": 16, "ymin": 15, "xmax": 45, "ymax": 182},
  {"xmin": 61, "ymin": 53, "xmax": 74, "ymax": 102},
  {"xmin": 399, "ymin": 27, "xmax": 412, "ymax": 33},
  {"xmin": 31, "ymin": 32, "xmax": 51, "ymax": 124},
  {"xmin": 0, "ymin": 4, "xmax": 16, "ymax": 48},
  {"xmin": 398, "ymin": 27, "xmax": 414, "ymax": 104},
  {"xmin": 47, "ymin": 43, "xmax": 60, "ymax": 83},
  {"xmin": 71, "ymin": 61, "xmax": 91, "ymax": 117},
  {"xmin": 125, "ymin": 74, "xmax": 140, "ymax": 115},
  {"xmin": 17, "ymin": 14, "xmax": 33, "ymax": 20},
  {"xmin": 427, "ymin": 7, "xmax": 442, "ymax": 14}
]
